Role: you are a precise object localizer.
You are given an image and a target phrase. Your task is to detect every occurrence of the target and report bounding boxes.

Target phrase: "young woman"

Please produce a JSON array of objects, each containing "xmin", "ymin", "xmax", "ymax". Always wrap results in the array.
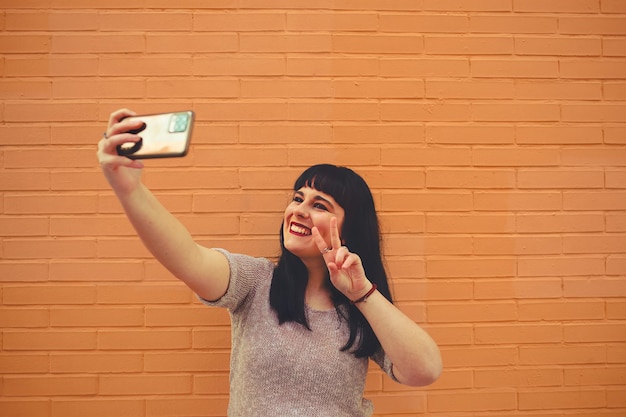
[{"xmin": 98, "ymin": 108, "xmax": 442, "ymax": 417}]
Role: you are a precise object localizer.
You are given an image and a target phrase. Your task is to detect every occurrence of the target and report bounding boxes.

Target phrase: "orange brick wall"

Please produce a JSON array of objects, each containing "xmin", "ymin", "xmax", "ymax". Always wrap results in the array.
[{"xmin": 1, "ymin": 2, "xmax": 625, "ymax": 416}]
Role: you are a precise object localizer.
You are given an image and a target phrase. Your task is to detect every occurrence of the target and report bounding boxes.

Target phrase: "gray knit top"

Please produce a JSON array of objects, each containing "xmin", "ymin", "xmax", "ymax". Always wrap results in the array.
[{"xmin": 199, "ymin": 249, "xmax": 397, "ymax": 417}]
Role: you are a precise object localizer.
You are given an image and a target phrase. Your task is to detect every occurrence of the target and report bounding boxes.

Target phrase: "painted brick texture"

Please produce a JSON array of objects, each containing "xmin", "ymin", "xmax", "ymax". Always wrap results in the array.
[{"xmin": 1, "ymin": 3, "xmax": 625, "ymax": 417}]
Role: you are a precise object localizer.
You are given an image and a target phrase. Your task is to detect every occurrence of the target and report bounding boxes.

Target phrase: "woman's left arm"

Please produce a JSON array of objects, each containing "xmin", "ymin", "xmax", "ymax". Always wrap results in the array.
[
  {"xmin": 313, "ymin": 218, "xmax": 442, "ymax": 387},
  {"xmin": 354, "ymin": 287, "xmax": 442, "ymax": 387}
]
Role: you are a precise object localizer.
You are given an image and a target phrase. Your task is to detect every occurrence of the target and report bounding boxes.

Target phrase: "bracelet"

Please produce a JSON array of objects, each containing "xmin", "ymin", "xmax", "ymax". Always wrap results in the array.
[{"xmin": 351, "ymin": 283, "xmax": 377, "ymax": 304}]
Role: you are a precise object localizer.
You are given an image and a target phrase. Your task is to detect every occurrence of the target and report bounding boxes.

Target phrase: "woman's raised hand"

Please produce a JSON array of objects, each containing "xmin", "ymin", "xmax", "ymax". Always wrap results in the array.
[
  {"xmin": 97, "ymin": 108, "xmax": 145, "ymax": 196},
  {"xmin": 312, "ymin": 217, "xmax": 373, "ymax": 302}
]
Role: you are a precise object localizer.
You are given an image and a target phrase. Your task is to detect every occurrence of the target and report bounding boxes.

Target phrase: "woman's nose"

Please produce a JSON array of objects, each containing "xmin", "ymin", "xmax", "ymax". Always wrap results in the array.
[{"xmin": 294, "ymin": 204, "xmax": 308, "ymax": 218}]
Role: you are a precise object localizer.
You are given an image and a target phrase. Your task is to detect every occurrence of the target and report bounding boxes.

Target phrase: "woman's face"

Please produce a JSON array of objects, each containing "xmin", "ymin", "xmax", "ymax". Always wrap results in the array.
[{"xmin": 282, "ymin": 186, "xmax": 345, "ymax": 259}]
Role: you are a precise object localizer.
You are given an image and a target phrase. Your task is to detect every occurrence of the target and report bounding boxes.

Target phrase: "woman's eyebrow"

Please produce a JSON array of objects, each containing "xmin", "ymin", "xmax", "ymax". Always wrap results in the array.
[{"xmin": 295, "ymin": 190, "xmax": 336, "ymax": 209}]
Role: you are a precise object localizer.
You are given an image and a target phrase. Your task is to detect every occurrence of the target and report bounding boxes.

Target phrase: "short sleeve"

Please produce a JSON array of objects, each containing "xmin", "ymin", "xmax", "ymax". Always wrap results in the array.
[
  {"xmin": 197, "ymin": 248, "xmax": 275, "ymax": 313},
  {"xmin": 371, "ymin": 348, "xmax": 400, "ymax": 383}
]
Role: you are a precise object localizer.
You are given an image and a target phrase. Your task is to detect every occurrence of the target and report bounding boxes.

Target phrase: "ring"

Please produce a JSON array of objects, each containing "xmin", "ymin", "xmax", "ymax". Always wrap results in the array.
[
  {"xmin": 103, "ymin": 131, "xmax": 108, "ymax": 139},
  {"xmin": 321, "ymin": 247, "xmax": 331, "ymax": 254}
]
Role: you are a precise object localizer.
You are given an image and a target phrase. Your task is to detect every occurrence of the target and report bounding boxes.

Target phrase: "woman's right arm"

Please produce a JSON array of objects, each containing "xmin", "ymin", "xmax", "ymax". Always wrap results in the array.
[{"xmin": 97, "ymin": 108, "xmax": 230, "ymax": 301}]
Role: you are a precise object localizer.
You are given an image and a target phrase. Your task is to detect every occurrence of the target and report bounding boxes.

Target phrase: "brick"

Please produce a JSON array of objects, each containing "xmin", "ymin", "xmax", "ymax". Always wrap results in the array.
[
  {"xmin": 427, "ymin": 257, "xmax": 516, "ymax": 278},
  {"xmin": 194, "ymin": 374, "xmax": 230, "ymax": 394},
  {"xmin": 0, "ymin": 353, "xmax": 49, "ymax": 373},
  {"xmin": 474, "ymin": 278, "xmax": 563, "ymax": 300},
  {"xmin": 518, "ymin": 300, "xmax": 605, "ymax": 321},
  {"xmin": 475, "ymin": 368, "xmax": 563, "ymax": 388},
  {"xmin": 595, "ymin": 311, "xmax": 626, "ymax": 338},
  {"xmin": 0, "ymin": 216, "xmax": 49, "ymax": 236},
  {"xmin": 426, "ymin": 213, "xmax": 515, "ymax": 233},
  {"xmin": 51, "ymin": 399, "xmax": 144, "ymax": 417},
  {"xmin": 563, "ymin": 234, "xmax": 626, "ymax": 254},
  {"xmin": 334, "ymin": 34, "xmax": 423, "ymax": 54},
  {"xmin": 606, "ymin": 255, "xmax": 626, "ymax": 274},
  {"xmin": 192, "ymin": 328, "xmax": 232, "ymax": 349},
  {"xmin": 5, "ymin": 11, "xmax": 98, "ymax": 31},
  {"xmin": 382, "ymin": 191, "xmax": 473, "ymax": 212},
  {"xmin": 332, "ymin": 123, "xmax": 424, "ymax": 144},
  {"xmin": 0, "ymin": 79, "xmax": 51, "ymax": 99},
  {"xmin": 518, "ymin": 169, "xmax": 604, "ymax": 188},
  {"xmin": 426, "ymin": 35, "xmax": 513, "ymax": 55},
  {"xmin": 290, "ymin": 101, "xmax": 379, "ymax": 121},
  {"xmin": 604, "ymin": 37, "xmax": 626, "ymax": 57},
  {"xmin": 474, "ymin": 235, "xmax": 561, "ymax": 255},
  {"xmin": 97, "ymin": 329, "xmax": 191, "ymax": 350},
  {"xmin": 386, "ymin": 235, "xmax": 471, "ymax": 256},
  {"xmin": 426, "ymin": 124, "xmax": 514, "ymax": 145},
  {"xmin": 3, "ymin": 375, "xmax": 98, "ymax": 397},
  {"xmin": 49, "ymin": 216, "xmax": 135, "ymax": 237},
  {"xmin": 426, "ymin": 324, "xmax": 474, "ymax": 345},
  {"xmin": 516, "ymin": 213, "xmax": 605, "ymax": 233},
  {"xmin": 368, "ymin": 393, "xmax": 426, "ymax": 414},
  {"xmin": 472, "ymin": 58, "xmax": 559, "ymax": 78},
  {"xmin": 520, "ymin": 345, "xmax": 606, "ymax": 365},
  {"xmin": 516, "ymin": 36, "xmax": 601, "ymax": 56},
  {"xmin": 564, "ymin": 277, "xmax": 626, "ymax": 298},
  {"xmin": 563, "ymin": 104, "xmax": 626, "ymax": 122},
  {"xmin": 426, "ymin": 169, "xmax": 516, "ymax": 189},
  {"xmin": 148, "ymin": 77, "xmax": 240, "ymax": 99},
  {"xmin": 3, "ymin": 330, "xmax": 97, "ymax": 350},
  {"xmin": 240, "ymin": 124, "xmax": 331, "ymax": 145},
  {"xmin": 563, "ymin": 148, "xmax": 626, "ymax": 167},
  {"xmin": 287, "ymin": 56, "xmax": 378, "ymax": 76},
  {"xmin": 518, "ymin": 388, "xmax": 605, "ymax": 410},
  {"xmin": 514, "ymin": 0, "xmax": 600, "ymax": 13},
  {"xmin": 288, "ymin": 145, "xmax": 380, "ymax": 166},
  {"xmin": 144, "ymin": 352, "xmax": 230, "ymax": 372},
  {"xmin": 519, "ymin": 256, "xmax": 605, "ymax": 277},
  {"xmin": 560, "ymin": 17, "xmax": 626, "ymax": 35},
  {"xmin": 2, "ymin": 284, "xmax": 95, "ymax": 306},
  {"xmin": 333, "ymin": 79, "xmax": 424, "ymax": 99},
  {"xmin": 564, "ymin": 323, "xmax": 626, "ymax": 342},
  {"xmin": 565, "ymin": 366, "xmax": 626, "ymax": 386},
  {"xmin": 0, "ymin": 400, "xmax": 49, "ymax": 417},
  {"xmin": 100, "ymin": 374, "xmax": 192, "ymax": 395},
  {"xmin": 380, "ymin": 57, "xmax": 470, "ymax": 77},
  {"xmin": 101, "ymin": 11, "xmax": 191, "ymax": 31},
  {"xmin": 145, "ymin": 397, "xmax": 230, "ymax": 417},
  {"xmin": 604, "ymin": 82, "xmax": 626, "ymax": 100},
  {"xmin": 241, "ymin": 33, "xmax": 331, "ymax": 53},
  {"xmin": 287, "ymin": 12, "xmax": 376, "ymax": 31},
  {"xmin": 0, "ymin": 34, "xmax": 50, "ymax": 53},
  {"xmin": 96, "ymin": 283, "xmax": 192, "ymax": 305},
  {"xmin": 428, "ymin": 389, "xmax": 516, "ymax": 412},
  {"xmin": 144, "ymin": 168, "xmax": 239, "ymax": 189},
  {"xmin": 50, "ymin": 353, "xmax": 143, "ymax": 373},
  {"xmin": 516, "ymin": 81, "xmax": 602, "ymax": 100},
  {"xmin": 5, "ymin": 55, "xmax": 98, "ymax": 77},
  {"xmin": 563, "ymin": 191, "xmax": 626, "ymax": 210},
  {"xmin": 101, "ymin": 56, "xmax": 193, "ymax": 76},
  {"xmin": 476, "ymin": 323, "xmax": 563, "ymax": 344},
  {"xmin": 52, "ymin": 33, "xmax": 144, "ymax": 53},
  {"xmin": 470, "ymin": 15, "xmax": 557, "ymax": 33},
  {"xmin": 0, "ymin": 308, "xmax": 49, "ymax": 328},
  {"xmin": 145, "ymin": 306, "xmax": 230, "ymax": 327},
  {"xmin": 358, "ymin": 168, "xmax": 426, "ymax": 189},
  {"xmin": 3, "ymin": 238, "xmax": 97, "ymax": 259},
  {"xmin": 50, "ymin": 306, "xmax": 144, "ymax": 327},
  {"xmin": 392, "ymin": 280, "xmax": 473, "ymax": 301},
  {"xmin": 5, "ymin": 102, "xmax": 98, "ymax": 122},
  {"xmin": 561, "ymin": 59, "xmax": 626, "ymax": 79},
  {"xmin": 474, "ymin": 191, "xmax": 562, "ymax": 211},
  {"xmin": 473, "ymin": 104, "xmax": 560, "ymax": 122},
  {"xmin": 381, "ymin": 102, "xmax": 471, "ymax": 122},
  {"xmin": 422, "ymin": 0, "xmax": 512, "ymax": 12},
  {"xmin": 381, "ymin": 146, "xmax": 472, "ymax": 166},
  {"xmin": 242, "ymin": 79, "xmax": 332, "ymax": 98},
  {"xmin": 0, "ymin": 262, "xmax": 48, "ymax": 282},
  {"xmin": 427, "ymin": 302, "xmax": 517, "ymax": 323},
  {"xmin": 0, "ymin": 125, "xmax": 50, "ymax": 145},
  {"xmin": 4, "ymin": 194, "xmax": 97, "ymax": 214},
  {"xmin": 380, "ymin": 14, "xmax": 468, "ymax": 33},
  {"xmin": 379, "ymin": 213, "xmax": 425, "ymax": 234},
  {"xmin": 516, "ymin": 125, "xmax": 602, "ymax": 144},
  {"xmin": 426, "ymin": 80, "xmax": 514, "ymax": 99}
]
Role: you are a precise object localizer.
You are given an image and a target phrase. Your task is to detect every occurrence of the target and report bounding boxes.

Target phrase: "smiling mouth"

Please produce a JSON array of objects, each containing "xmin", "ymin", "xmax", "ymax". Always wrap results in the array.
[{"xmin": 289, "ymin": 222, "xmax": 312, "ymax": 236}]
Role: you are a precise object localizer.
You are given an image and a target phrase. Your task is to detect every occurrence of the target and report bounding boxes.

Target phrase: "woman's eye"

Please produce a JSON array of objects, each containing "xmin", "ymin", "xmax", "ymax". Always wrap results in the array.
[
  {"xmin": 313, "ymin": 202, "xmax": 328, "ymax": 211},
  {"xmin": 293, "ymin": 196, "xmax": 303, "ymax": 203}
]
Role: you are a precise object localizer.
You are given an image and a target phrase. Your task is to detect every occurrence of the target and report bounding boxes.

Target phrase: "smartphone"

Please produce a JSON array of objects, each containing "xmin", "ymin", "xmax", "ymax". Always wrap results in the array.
[{"xmin": 116, "ymin": 111, "xmax": 194, "ymax": 159}]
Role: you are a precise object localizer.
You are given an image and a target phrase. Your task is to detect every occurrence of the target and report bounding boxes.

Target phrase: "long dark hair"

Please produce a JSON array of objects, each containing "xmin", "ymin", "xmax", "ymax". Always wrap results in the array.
[{"xmin": 269, "ymin": 164, "xmax": 392, "ymax": 358}]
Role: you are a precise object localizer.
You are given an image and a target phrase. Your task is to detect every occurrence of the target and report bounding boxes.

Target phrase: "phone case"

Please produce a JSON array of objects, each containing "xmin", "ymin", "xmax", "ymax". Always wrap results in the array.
[{"xmin": 117, "ymin": 111, "xmax": 194, "ymax": 159}]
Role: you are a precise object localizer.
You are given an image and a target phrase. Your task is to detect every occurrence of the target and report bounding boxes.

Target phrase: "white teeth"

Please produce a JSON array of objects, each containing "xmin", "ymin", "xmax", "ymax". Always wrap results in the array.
[{"xmin": 290, "ymin": 223, "xmax": 311, "ymax": 236}]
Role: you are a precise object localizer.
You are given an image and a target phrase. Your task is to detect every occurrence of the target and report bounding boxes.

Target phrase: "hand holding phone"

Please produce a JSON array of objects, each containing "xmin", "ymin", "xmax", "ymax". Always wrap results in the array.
[{"xmin": 116, "ymin": 111, "xmax": 194, "ymax": 159}]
